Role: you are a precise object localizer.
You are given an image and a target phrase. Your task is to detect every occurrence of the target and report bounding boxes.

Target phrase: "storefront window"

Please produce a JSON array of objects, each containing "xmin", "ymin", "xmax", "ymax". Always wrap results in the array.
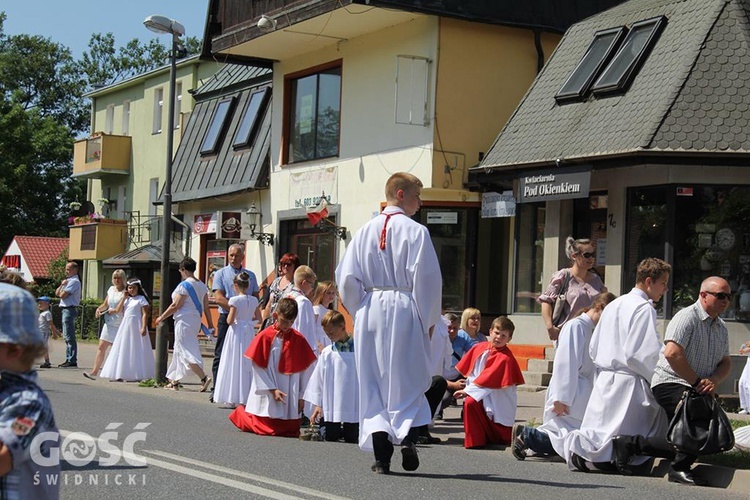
[
  {"xmin": 514, "ymin": 202, "xmax": 545, "ymax": 313},
  {"xmin": 625, "ymin": 185, "xmax": 750, "ymax": 320}
]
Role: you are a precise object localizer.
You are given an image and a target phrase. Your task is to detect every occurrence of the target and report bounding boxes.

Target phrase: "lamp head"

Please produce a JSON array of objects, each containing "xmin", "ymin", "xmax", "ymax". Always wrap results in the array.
[
  {"xmin": 257, "ymin": 15, "xmax": 277, "ymax": 31},
  {"xmin": 245, "ymin": 201, "xmax": 261, "ymax": 234},
  {"xmin": 144, "ymin": 15, "xmax": 185, "ymax": 37}
]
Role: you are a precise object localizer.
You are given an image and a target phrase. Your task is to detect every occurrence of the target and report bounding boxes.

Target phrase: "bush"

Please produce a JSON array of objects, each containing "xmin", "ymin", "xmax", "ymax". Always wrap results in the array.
[{"xmin": 50, "ymin": 298, "xmax": 102, "ymax": 341}]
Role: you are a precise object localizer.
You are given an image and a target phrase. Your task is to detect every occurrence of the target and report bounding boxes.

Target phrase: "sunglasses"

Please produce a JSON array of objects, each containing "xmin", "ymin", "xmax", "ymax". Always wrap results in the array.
[
  {"xmin": 579, "ymin": 252, "xmax": 596, "ymax": 259},
  {"xmin": 704, "ymin": 291, "xmax": 732, "ymax": 301}
]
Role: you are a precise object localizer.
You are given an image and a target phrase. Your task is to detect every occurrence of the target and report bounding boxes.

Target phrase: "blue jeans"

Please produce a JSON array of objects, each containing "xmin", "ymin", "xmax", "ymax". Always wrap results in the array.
[
  {"xmin": 523, "ymin": 426, "xmax": 557, "ymax": 456},
  {"xmin": 62, "ymin": 307, "xmax": 78, "ymax": 363}
]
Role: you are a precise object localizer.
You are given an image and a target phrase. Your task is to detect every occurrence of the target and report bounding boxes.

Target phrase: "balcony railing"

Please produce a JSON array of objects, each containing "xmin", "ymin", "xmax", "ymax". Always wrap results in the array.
[
  {"xmin": 68, "ymin": 219, "xmax": 128, "ymax": 260},
  {"xmin": 72, "ymin": 133, "xmax": 131, "ymax": 179}
]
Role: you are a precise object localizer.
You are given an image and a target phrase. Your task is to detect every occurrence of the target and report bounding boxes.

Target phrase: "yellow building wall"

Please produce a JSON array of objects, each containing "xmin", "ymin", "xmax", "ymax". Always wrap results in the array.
[{"xmin": 433, "ymin": 18, "xmax": 561, "ymax": 189}]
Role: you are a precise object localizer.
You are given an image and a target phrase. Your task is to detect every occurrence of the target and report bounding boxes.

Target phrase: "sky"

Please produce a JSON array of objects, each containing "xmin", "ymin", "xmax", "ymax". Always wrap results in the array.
[{"xmin": 1, "ymin": 1, "xmax": 209, "ymax": 57}]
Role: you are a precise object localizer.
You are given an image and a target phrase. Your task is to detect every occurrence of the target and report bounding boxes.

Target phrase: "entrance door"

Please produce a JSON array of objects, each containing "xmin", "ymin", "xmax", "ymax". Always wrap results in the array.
[{"xmin": 279, "ymin": 218, "xmax": 337, "ymax": 283}]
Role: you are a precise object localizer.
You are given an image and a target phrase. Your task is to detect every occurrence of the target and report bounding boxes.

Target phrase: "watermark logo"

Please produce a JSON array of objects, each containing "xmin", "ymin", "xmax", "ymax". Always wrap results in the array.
[{"xmin": 31, "ymin": 423, "xmax": 151, "ymax": 468}]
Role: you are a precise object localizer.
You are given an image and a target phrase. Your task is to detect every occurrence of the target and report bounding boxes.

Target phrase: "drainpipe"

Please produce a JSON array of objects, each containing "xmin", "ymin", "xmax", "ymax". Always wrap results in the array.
[{"xmin": 533, "ymin": 30, "xmax": 545, "ymax": 74}]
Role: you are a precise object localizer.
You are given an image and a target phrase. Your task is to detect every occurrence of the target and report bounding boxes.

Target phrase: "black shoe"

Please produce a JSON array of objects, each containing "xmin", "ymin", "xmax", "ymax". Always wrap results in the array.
[
  {"xmin": 208, "ymin": 394, "xmax": 214, "ymax": 403},
  {"xmin": 401, "ymin": 442, "xmax": 419, "ymax": 471},
  {"xmin": 371, "ymin": 461, "xmax": 390, "ymax": 474},
  {"xmin": 58, "ymin": 361, "xmax": 77, "ymax": 368},
  {"xmin": 511, "ymin": 424, "xmax": 526, "ymax": 461},
  {"xmin": 417, "ymin": 434, "xmax": 441, "ymax": 445},
  {"xmin": 40, "ymin": 362, "xmax": 51, "ymax": 369},
  {"xmin": 571, "ymin": 453, "xmax": 590, "ymax": 472},
  {"xmin": 668, "ymin": 467, "xmax": 707, "ymax": 486},
  {"xmin": 612, "ymin": 436, "xmax": 636, "ymax": 475}
]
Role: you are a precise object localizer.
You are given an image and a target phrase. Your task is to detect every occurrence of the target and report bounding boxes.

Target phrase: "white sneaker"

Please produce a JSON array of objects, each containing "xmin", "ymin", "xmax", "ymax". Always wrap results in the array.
[{"xmin": 739, "ymin": 409, "xmax": 748, "ymax": 415}]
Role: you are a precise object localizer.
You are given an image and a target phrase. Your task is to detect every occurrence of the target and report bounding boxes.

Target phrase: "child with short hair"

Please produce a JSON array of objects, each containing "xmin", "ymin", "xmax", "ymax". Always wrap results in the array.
[
  {"xmin": 0, "ymin": 283, "xmax": 60, "ymax": 499},
  {"xmin": 284, "ymin": 265, "xmax": 318, "ymax": 353},
  {"xmin": 455, "ymin": 316, "xmax": 525, "ymax": 449},
  {"xmin": 304, "ymin": 310, "xmax": 359, "ymax": 443},
  {"xmin": 36, "ymin": 297, "xmax": 61, "ymax": 369},
  {"xmin": 229, "ymin": 298, "xmax": 317, "ymax": 437}
]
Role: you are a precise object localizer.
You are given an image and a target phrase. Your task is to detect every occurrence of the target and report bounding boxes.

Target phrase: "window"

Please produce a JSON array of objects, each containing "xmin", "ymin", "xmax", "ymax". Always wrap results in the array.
[
  {"xmin": 149, "ymin": 178, "xmax": 159, "ymax": 217},
  {"xmin": 286, "ymin": 62, "xmax": 341, "ymax": 163},
  {"xmin": 555, "ymin": 27, "xmax": 626, "ymax": 103},
  {"xmin": 200, "ymin": 98, "xmax": 235, "ymax": 155},
  {"xmin": 625, "ymin": 185, "xmax": 750, "ymax": 320},
  {"xmin": 174, "ymin": 82, "xmax": 182, "ymax": 129},
  {"xmin": 233, "ymin": 87, "xmax": 270, "ymax": 149},
  {"xmin": 104, "ymin": 104, "xmax": 114, "ymax": 134},
  {"xmin": 395, "ymin": 55, "xmax": 430, "ymax": 126},
  {"xmin": 122, "ymin": 100, "xmax": 130, "ymax": 135},
  {"xmin": 514, "ymin": 202, "xmax": 546, "ymax": 313},
  {"xmin": 153, "ymin": 88, "xmax": 164, "ymax": 134},
  {"xmin": 80, "ymin": 226, "xmax": 96, "ymax": 251},
  {"xmin": 592, "ymin": 16, "xmax": 667, "ymax": 95}
]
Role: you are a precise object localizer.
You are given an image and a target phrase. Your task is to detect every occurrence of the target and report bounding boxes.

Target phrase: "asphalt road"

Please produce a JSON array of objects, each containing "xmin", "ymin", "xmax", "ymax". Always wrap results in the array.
[{"xmin": 38, "ymin": 340, "xmax": 747, "ymax": 500}]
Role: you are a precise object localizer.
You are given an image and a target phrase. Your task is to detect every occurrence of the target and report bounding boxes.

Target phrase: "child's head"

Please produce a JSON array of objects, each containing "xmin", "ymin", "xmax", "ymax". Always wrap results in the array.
[
  {"xmin": 293, "ymin": 265, "xmax": 317, "ymax": 295},
  {"xmin": 233, "ymin": 271, "xmax": 251, "ymax": 293},
  {"xmin": 311, "ymin": 281, "xmax": 337, "ymax": 307},
  {"xmin": 273, "ymin": 297, "xmax": 298, "ymax": 330},
  {"xmin": 321, "ymin": 310, "xmax": 348, "ymax": 343},
  {"xmin": 0, "ymin": 283, "xmax": 47, "ymax": 371},
  {"xmin": 126, "ymin": 277, "xmax": 148, "ymax": 300},
  {"xmin": 460, "ymin": 308, "xmax": 481, "ymax": 332},
  {"xmin": 37, "ymin": 296, "xmax": 51, "ymax": 311},
  {"xmin": 488, "ymin": 316, "xmax": 514, "ymax": 349}
]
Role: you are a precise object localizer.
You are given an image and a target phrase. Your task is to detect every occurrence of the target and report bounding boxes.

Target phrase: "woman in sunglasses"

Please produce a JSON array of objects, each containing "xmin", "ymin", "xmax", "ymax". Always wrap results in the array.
[{"xmin": 538, "ymin": 237, "xmax": 606, "ymax": 341}]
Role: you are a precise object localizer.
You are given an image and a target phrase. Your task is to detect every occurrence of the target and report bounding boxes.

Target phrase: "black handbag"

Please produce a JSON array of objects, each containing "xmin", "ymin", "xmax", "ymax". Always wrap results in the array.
[{"xmin": 666, "ymin": 388, "xmax": 735, "ymax": 455}]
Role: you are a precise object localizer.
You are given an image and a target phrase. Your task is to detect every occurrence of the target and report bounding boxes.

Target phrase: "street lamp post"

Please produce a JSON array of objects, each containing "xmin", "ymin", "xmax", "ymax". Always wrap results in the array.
[{"xmin": 144, "ymin": 15, "xmax": 185, "ymax": 383}]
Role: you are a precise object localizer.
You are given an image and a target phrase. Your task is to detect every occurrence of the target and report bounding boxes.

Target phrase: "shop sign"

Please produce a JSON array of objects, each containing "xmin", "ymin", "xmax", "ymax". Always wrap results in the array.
[
  {"xmin": 290, "ymin": 167, "xmax": 338, "ymax": 208},
  {"xmin": 427, "ymin": 212, "xmax": 458, "ymax": 224},
  {"xmin": 193, "ymin": 213, "xmax": 217, "ymax": 234},
  {"xmin": 518, "ymin": 166, "xmax": 591, "ymax": 203},
  {"xmin": 217, "ymin": 211, "xmax": 242, "ymax": 240},
  {"xmin": 481, "ymin": 191, "xmax": 516, "ymax": 218}
]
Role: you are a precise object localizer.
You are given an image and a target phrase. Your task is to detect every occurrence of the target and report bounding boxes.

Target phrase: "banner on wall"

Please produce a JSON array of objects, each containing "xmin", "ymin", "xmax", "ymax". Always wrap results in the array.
[
  {"xmin": 289, "ymin": 167, "xmax": 338, "ymax": 208},
  {"xmin": 193, "ymin": 213, "xmax": 217, "ymax": 234},
  {"xmin": 481, "ymin": 191, "xmax": 516, "ymax": 218}
]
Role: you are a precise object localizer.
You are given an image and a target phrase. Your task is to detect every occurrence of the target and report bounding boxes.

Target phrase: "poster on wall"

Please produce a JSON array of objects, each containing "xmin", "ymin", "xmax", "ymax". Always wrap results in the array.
[
  {"xmin": 205, "ymin": 251, "xmax": 226, "ymax": 291},
  {"xmin": 481, "ymin": 191, "xmax": 516, "ymax": 218},
  {"xmin": 289, "ymin": 167, "xmax": 338, "ymax": 209},
  {"xmin": 193, "ymin": 213, "xmax": 217, "ymax": 234}
]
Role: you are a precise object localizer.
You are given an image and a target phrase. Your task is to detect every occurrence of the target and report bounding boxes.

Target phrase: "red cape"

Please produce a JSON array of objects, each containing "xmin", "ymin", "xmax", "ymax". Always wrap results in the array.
[
  {"xmin": 456, "ymin": 342, "xmax": 525, "ymax": 389},
  {"xmin": 245, "ymin": 324, "xmax": 317, "ymax": 375}
]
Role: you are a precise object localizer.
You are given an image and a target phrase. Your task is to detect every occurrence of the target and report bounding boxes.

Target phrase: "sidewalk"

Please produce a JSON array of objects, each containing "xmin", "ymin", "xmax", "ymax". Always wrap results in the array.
[{"xmin": 44, "ymin": 339, "xmax": 750, "ymax": 492}]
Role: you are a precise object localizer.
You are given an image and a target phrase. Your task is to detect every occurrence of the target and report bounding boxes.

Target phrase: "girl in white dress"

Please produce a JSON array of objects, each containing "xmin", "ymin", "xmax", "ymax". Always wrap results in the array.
[
  {"xmin": 99, "ymin": 278, "xmax": 155, "ymax": 382},
  {"xmin": 84, "ymin": 269, "xmax": 126, "ymax": 379},
  {"xmin": 738, "ymin": 341, "xmax": 750, "ymax": 414},
  {"xmin": 311, "ymin": 281, "xmax": 337, "ymax": 352},
  {"xmin": 214, "ymin": 272, "xmax": 260, "ymax": 407},
  {"xmin": 156, "ymin": 257, "xmax": 215, "ymax": 391}
]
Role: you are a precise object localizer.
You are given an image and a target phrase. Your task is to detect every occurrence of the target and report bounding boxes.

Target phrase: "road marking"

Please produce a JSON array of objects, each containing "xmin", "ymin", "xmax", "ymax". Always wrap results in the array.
[
  {"xmin": 143, "ymin": 450, "xmax": 351, "ymax": 500},
  {"xmin": 58, "ymin": 430, "xmax": 330, "ymax": 499}
]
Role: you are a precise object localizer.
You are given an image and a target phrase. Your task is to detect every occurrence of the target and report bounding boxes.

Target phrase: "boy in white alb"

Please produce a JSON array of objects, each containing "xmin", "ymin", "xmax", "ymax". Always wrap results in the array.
[
  {"xmin": 283, "ymin": 266, "xmax": 318, "ymax": 354},
  {"xmin": 305, "ymin": 310, "xmax": 359, "ymax": 442}
]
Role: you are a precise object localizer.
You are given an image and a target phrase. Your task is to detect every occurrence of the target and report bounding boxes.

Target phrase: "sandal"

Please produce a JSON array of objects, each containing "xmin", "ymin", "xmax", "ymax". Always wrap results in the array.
[{"xmin": 164, "ymin": 381, "xmax": 180, "ymax": 391}]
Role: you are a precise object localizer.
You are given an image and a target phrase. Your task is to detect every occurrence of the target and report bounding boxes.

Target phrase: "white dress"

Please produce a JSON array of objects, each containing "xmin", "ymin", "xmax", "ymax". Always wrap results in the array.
[
  {"xmin": 336, "ymin": 205, "xmax": 443, "ymax": 451},
  {"xmin": 739, "ymin": 348, "xmax": 750, "ymax": 412},
  {"xmin": 536, "ymin": 314, "xmax": 596, "ymax": 455},
  {"xmin": 564, "ymin": 288, "xmax": 667, "ymax": 467},
  {"xmin": 214, "ymin": 294, "xmax": 258, "ymax": 405},
  {"xmin": 166, "ymin": 278, "xmax": 208, "ymax": 381},
  {"xmin": 100, "ymin": 286, "xmax": 125, "ymax": 343},
  {"xmin": 303, "ymin": 344, "xmax": 359, "ymax": 424},
  {"xmin": 100, "ymin": 295, "xmax": 155, "ymax": 381},
  {"xmin": 313, "ymin": 304, "xmax": 333, "ymax": 351}
]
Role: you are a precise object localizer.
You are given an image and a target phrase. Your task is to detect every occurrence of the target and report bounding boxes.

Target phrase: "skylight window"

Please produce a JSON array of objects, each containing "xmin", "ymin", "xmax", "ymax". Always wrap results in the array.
[
  {"xmin": 233, "ymin": 87, "xmax": 270, "ymax": 150},
  {"xmin": 555, "ymin": 27, "xmax": 627, "ymax": 103},
  {"xmin": 592, "ymin": 16, "xmax": 667, "ymax": 95},
  {"xmin": 200, "ymin": 97, "xmax": 235, "ymax": 156}
]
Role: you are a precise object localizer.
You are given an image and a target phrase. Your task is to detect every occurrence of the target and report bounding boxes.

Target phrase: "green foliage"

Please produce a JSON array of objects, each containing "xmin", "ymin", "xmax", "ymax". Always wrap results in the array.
[{"xmin": 27, "ymin": 249, "xmax": 68, "ymax": 297}]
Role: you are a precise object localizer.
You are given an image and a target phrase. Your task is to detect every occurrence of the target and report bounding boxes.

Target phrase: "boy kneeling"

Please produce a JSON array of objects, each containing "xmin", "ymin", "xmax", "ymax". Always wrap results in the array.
[
  {"xmin": 229, "ymin": 298, "xmax": 317, "ymax": 437},
  {"xmin": 455, "ymin": 316, "xmax": 524, "ymax": 449}
]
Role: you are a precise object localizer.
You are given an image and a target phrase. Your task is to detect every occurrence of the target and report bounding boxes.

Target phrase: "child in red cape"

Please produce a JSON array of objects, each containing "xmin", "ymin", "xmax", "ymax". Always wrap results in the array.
[
  {"xmin": 229, "ymin": 298, "xmax": 317, "ymax": 437},
  {"xmin": 455, "ymin": 316, "xmax": 525, "ymax": 448}
]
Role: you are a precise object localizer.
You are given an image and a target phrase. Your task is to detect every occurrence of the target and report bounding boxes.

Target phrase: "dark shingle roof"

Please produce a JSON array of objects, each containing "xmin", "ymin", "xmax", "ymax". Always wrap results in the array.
[
  {"xmin": 171, "ymin": 64, "xmax": 272, "ymax": 203},
  {"xmin": 477, "ymin": 0, "xmax": 750, "ymax": 171}
]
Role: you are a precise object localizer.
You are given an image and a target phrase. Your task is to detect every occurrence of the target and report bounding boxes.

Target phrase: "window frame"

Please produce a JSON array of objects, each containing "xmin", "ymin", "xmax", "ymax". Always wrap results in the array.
[
  {"xmin": 282, "ymin": 59, "xmax": 342, "ymax": 165},
  {"xmin": 153, "ymin": 87, "xmax": 164, "ymax": 134},
  {"xmin": 592, "ymin": 16, "xmax": 667, "ymax": 96},
  {"xmin": 200, "ymin": 97, "xmax": 236, "ymax": 156},
  {"xmin": 555, "ymin": 26, "xmax": 627, "ymax": 104},
  {"xmin": 232, "ymin": 87, "xmax": 271, "ymax": 150}
]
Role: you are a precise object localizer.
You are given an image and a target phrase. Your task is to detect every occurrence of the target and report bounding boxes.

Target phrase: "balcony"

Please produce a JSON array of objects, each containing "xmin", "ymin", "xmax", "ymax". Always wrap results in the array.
[
  {"xmin": 68, "ymin": 219, "xmax": 128, "ymax": 260},
  {"xmin": 72, "ymin": 133, "xmax": 131, "ymax": 179}
]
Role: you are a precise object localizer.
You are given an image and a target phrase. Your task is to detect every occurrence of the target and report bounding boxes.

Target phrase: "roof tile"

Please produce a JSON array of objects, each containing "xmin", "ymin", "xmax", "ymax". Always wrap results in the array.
[{"xmin": 11, "ymin": 236, "xmax": 69, "ymax": 279}]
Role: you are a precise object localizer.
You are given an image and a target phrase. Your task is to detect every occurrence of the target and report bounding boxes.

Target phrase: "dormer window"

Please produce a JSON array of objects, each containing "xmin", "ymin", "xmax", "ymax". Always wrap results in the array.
[
  {"xmin": 233, "ymin": 87, "xmax": 270, "ymax": 150},
  {"xmin": 200, "ymin": 97, "xmax": 235, "ymax": 156},
  {"xmin": 555, "ymin": 27, "xmax": 627, "ymax": 103}
]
